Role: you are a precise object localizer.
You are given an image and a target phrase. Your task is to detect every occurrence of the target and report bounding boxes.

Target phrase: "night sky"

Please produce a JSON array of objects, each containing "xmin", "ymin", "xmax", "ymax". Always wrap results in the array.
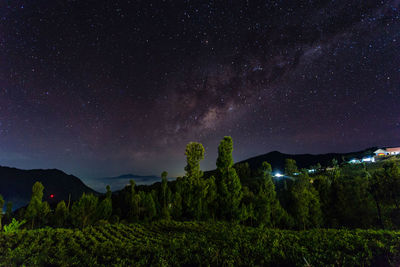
[{"xmin": 0, "ymin": 1, "xmax": 399, "ymax": 180}]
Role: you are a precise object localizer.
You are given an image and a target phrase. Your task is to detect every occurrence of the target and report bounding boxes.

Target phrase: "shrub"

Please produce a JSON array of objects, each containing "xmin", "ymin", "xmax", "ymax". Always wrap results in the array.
[{"xmin": 3, "ymin": 219, "xmax": 26, "ymax": 233}]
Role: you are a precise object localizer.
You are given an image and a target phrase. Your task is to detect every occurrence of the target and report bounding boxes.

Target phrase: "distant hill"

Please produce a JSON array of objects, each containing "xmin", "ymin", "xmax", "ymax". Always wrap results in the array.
[
  {"xmin": 0, "ymin": 148, "xmax": 378, "ymax": 209},
  {"xmin": 0, "ymin": 166, "xmax": 98, "ymax": 210},
  {"xmin": 85, "ymin": 174, "xmax": 164, "ymax": 193},
  {"xmin": 234, "ymin": 148, "xmax": 378, "ymax": 172},
  {"xmin": 202, "ymin": 148, "xmax": 377, "ymax": 180}
]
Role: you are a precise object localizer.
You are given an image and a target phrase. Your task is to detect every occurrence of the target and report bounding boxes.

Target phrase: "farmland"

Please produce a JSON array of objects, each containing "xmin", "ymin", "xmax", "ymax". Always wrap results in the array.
[{"xmin": 0, "ymin": 221, "xmax": 399, "ymax": 266}]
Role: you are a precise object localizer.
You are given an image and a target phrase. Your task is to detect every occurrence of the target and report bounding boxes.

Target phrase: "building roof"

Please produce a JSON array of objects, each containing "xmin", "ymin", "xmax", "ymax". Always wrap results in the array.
[
  {"xmin": 374, "ymin": 149, "xmax": 387, "ymax": 153},
  {"xmin": 386, "ymin": 147, "xmax": 400, "ymax": 152}
]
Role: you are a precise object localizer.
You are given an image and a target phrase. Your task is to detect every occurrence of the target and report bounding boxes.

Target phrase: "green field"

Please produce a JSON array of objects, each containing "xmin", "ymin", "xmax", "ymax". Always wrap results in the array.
[{"xmin": 0, "ymin": 221, "xmax": 399, "ymax": 266}]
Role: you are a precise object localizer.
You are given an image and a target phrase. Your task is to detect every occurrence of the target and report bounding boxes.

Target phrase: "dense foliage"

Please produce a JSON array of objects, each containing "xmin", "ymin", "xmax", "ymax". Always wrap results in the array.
[
  {"xmin": 0, "ymin": 221, "xmax": 399, "ymax": 266},
  {"xmin": 2, "ymin": 137, "xmax": 400, "ymax": 231}
]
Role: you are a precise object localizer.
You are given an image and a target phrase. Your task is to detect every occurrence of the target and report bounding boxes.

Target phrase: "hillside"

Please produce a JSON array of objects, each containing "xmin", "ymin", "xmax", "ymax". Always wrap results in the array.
[
  {"xmin": 200, "ymin": 148, "xmax": 377, "ymax": 182},
  {"xmin": 0, "ymin": 166, "xmax": 97, "ymax": 209},
  {"xmin": 235, "ymin": 148, "xmax": 377, "ymax": 172}
]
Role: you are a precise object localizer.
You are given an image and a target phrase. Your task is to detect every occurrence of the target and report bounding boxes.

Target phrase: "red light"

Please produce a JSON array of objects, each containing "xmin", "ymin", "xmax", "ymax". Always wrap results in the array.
[{"xmin": 50, "ymin": 194, "xmax": 54, "ymax": 198}]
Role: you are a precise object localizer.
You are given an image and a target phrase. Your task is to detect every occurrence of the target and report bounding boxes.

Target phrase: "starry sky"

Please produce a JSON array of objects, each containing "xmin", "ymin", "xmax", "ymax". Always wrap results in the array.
[{"xmin": 0, "ymin": 0, "xmax": 399, "ymax": 180}]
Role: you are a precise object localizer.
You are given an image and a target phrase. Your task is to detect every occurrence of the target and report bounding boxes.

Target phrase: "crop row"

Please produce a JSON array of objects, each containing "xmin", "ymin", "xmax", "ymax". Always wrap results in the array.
[{"xmin": 0, "ymin": 221, "xmax": 399, "ymax": 266}]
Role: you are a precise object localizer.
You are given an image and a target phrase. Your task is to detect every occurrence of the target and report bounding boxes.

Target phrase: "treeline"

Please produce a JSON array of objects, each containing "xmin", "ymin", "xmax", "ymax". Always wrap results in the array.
[{"xmin": 1, "ymin": 136, "xmax": 400, "ymax": 231}]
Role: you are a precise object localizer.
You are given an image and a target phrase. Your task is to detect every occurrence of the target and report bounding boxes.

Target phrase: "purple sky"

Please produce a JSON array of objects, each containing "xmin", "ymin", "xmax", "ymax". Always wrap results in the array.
[{"xmin": 0, "ymin": 1, "xmax": 399, "ymax": 180}]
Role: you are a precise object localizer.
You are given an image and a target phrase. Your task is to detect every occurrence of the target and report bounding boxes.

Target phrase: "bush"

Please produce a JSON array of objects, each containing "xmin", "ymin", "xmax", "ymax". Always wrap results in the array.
[{"xmin": 3, "ymin": 219, "xmax": 26, "ymax": 233}]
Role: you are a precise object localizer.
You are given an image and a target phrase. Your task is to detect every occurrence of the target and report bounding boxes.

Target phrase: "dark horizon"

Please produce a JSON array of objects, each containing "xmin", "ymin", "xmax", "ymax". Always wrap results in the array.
[
  {"xmin": 0, "ymin": 144, "xmax": 390, "ymax": 181},
  {"xmin": 1, "ymin": 1, "xmax": 399, "ymax": 178}
]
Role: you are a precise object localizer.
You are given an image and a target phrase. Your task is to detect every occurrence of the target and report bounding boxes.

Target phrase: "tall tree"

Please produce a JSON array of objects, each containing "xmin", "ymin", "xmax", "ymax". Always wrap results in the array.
[
  {"xmin": 106, "ymin": 185, "xmax": 112, "ymax": 199},
  {"xmin": 172, "ymin": 192, "xmax": 182, "ymax": 219},
  {"xmin": 285, "ymin": 159, "xmax": 298, "ymax": 177},
  {"xmin": 181, "ymin": 142, "xmax": 207, "ymax": 219},
  {"xmin": 312, "ymin": 174, "xmax": 332, "ymax": 226},
  {"xmin": 368, "ymin": 170, "xmax": 386, "ymax": 229},
  {"xmin": 97, "ymin": 185, "xmax": 113, "ymax": 221},
  {"xmin": 161, "ymin": 171, "xmax": 170, "ymax": 220},
  {"xmin": 289, "ymin": 172, "xmax": 323, "ymax": 230},
  {"xmin": 255, "ymin": 162, "xmax": 272, "ymax": 226},
  {"xmin": 384, "ymin": 162, "xmax": 400, "ymax": 210},
  {"xmin": 54, "ymin": 201, "xmax": 68, "ymax": 227},
  {"xmin": 205, "ymin": 176, "xmax": 218, "ymax": 220},
  {"xmin": 255, "ymin": 161, "xmax": 287, "ymax": 227},
  {"xmin": 71, "ymin": 193, "xmax": 99, "ymax": 228},
  {"xmin": 239, "ymin": 186, "xmax": 256, "ymax": 226},
  {"xmin": 235, "ymin": 162, "xmax": 257, "ymax": 190},
  {"xmin": 143, "ymin": 192, "xmax": 156, "ymax": 221},
  {"xmin": 127, "ymin": 180, "xmax": 141, "ymax": 221},
  {"xmin": 184, "ymin": 142, "xmax": 205, "ymax": 182},
  {"xmin": 216, "ymin": 136, "xmax": 242, "ymax": 221},
  {"xmin": 25, "ymin": 182, "xmax": 51, "ymax": 229}
]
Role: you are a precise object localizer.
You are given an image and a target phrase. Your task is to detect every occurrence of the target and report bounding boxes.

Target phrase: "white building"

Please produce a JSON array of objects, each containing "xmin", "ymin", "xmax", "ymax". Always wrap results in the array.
[
  {"xmin": 386, "ymin": 147, "xmax": 400, "ymax": 155},
  {"xmin": 374, "ymin": 149, "xmax": 388, "ymax": 156},
  {"xmin": 362, "ymin": 157, "xmax": 375, "ymax": 163},
  {"xmin": 374, "ymin": 147, "xmax": 400, "ymax": 157}
]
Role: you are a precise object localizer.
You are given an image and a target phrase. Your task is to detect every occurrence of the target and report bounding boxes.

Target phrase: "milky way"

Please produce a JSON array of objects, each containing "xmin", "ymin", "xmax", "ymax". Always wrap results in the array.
[{"xmin": 0, "ymin": 1, "xmax": 399, "ymax": 179}]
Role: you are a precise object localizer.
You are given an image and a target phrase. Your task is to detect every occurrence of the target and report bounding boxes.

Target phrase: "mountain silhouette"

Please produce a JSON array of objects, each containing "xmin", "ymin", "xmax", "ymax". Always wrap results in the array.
[
  {"xmin": 85, "ymin": 173, "xmax": 163, "ymax": 192},
  {"xmin": 0, "ymin": 166, "xmax": 97, "ymax": 209},
  {"xmin": 235, "ymin": 148, "xmax": 377, "ymax": 172}
]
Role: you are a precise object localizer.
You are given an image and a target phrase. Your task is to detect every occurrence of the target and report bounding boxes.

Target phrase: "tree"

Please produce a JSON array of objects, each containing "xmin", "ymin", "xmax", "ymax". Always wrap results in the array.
[
  {"xmin": 0, "ymin": 195, "xmax": 4, "ymax": 230},
  {"xmin": 106, "ymin": 185, "xmax": 112, "ymax": 199},
  {"xmin": 97, "ymin": 186, "xmax": 112, "ymax": 221},
  {"xmin": 172, "ymin": 191, "xmax": 183, "ymax": 219},
  {"xmin": 239, "ymin": 186, "xmax": 256, "ymax": 226},
  {"xmin": 216, "ymin": 136, "xmax": 234, "ymax": 174},
  {"xmin": 332, "ymin": 158, "xmax": 339, "ymax": 168},
  {"xmin": 216, "ymin": 136, "xmax": 242, "ymax": 221},
  {"xmin": 254, "ymin": 161, "xmax": 287, "ymax": 227},
  {"xmin": 289, "ymin": 172, "xmax": 323, "ymax": 230},
  {"xmin": 205, "ymin": 176, "xmax": 218, "ymax": 220},
  {"xmin": 161, "ymin": 171, "xmax": 170, "ymax": 220},
  {"xmin": 97, "ymin": 198, "xmax": 112, "ymax": 221},
  {"xmin": 368, "ymin": 170, "xmax": 386, "ymax": 229},
  {"xmin": 127, "ymin": 180, "xmax": 141, "ymax": 221},
  {"xmin": 143, "ymin": 192, "xmax": 156, "ymax": 221},
  {"xmin": 235, "ymin": 162, "xmax": 256, "ymax": 190},
  {"xmin": 54, "ymin": 201, "xmax": 68, "ymax": 227},
  {"xmin": 71, "ymin": 193, "xmax": 99, "ymax": 228},
  {"xmin": 285, "ymin": 159, "xmax": 298, "ymax": 177},
  {"xmin": 184, "ymin": 142, "xmax": 205, "ymax": 182},
  {"xmin": 235, "ymin": 162, "xmax": 251, "ymax": 181},
  {"xmin": 25, "ymin": 182, "xmax": 51, "ymax": 229},
  {"xmin": 181, "ymin": 142, "xmax": 207, "ymax": 219},
  {"xmin": 383, "ymin": 162, "xmax": 400, "ymax": 210},
  {"xmin": 312, "ymin": 175, "xmax": 331, "ymax": 226},
  {"xmin": 380, "ymin": 162, "xmax": 400, "ymax": 226}
]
